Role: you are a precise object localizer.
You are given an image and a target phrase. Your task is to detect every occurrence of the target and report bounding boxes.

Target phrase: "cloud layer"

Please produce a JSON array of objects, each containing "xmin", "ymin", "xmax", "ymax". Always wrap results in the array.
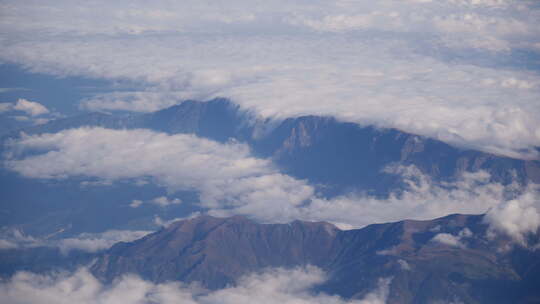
[
  {"xmin": 5, "ymin": 127, "xmax": 314, "ymax": 214},
  {"xmin": 1, "ymin": 1, "xmax": 540, "ymax": 158},
  {"xmin": 0, "ymin": 228, "xmax": 152, "ymax": 254},
  {"xmin": 0, "ymin": 267, "xmax": 390, "ymax": 304},
  {"xmin": 484, "ymin": 188, "xmax": 540, "ymax": 245},
  {"xmin": 5, "ymin": 127, "xmax": 537, "ymax": 238}
]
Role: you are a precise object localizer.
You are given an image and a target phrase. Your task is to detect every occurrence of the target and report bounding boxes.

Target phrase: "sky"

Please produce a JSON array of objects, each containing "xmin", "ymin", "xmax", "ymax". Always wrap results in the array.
[{"xmin": 0, "ymin": 0, "xmax": 540, "ymax": 159}]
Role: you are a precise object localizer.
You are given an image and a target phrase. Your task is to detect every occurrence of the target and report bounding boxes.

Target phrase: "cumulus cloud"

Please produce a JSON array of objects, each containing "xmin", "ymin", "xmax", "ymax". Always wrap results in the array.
[
  {"xmin": 12, "ymin": 98, "xmax": 50, "ymax": 116},
  {"xmin": 0, "ymin": 267, "xmax": 390, "ymax": 304},
  {"xmin": 484, "ymin": 188, "xmax": 540, "ymax": 245},
  {"xmin": 4, "ymin": 128, "xmax": 314, "ymax": 215},
  {"xmin": 1, "ymin": 1, "xmax": 540, "ymax": 159},
  {"xmin": 431, "ymin": 228, "xmax": 473, "ymax": 248},
  {"xmin": 0, "ymin": 99, "xmax": 49, "ymax": 117},
  {"xmin": 4, "ymin": 127, "xmax": 532, "ymax": 230}
]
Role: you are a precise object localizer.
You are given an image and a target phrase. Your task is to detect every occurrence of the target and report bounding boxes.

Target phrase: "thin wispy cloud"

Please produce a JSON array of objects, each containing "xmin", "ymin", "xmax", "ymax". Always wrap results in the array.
[{"xmin": 0, "ymin": 228, "xmax": 152, "ymax": 255}]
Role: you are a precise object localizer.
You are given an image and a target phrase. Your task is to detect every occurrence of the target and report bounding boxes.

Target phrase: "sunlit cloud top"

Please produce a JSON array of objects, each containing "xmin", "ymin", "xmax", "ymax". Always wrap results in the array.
[{"xmin": 1, "ymin": 0, "xmax": 540, "ymax": 159}]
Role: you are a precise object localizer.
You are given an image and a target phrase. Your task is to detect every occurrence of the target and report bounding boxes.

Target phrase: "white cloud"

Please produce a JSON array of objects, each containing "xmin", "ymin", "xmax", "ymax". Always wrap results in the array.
[
  {"xmin": 484, "ymin": 188, "xmax": 540, "ymax": 246},
  {"xmin": 4, "ymin": 128, "xmax": 531, "ymax": 230},
  {"xmin": 0, "ymin": 99, "xmax": 50, "ymax": 117},
  {"xmin": 397, "ymin": 259, "xmax": 411, "ymax": 271},
  {"xmin": 0, "ymin": 228, "xmax": 151, "ymax": 254},
  {"xmin": 151, "ymin": 196, "xmax": 182, "ymax": 207},
  {"xmin": 4, "ymin": 128, "xmax": 314, "ymax": 214},
  {"xmin": 56, "ymin": 230, "xmax": 152, "ymax": 255},
  {"xmin": 12, "ymin": 98, "xmax": 50, "ymax": 116},
  {"xmin": 129, "ymin": 199, "xmax": 143, "ymax": 208},
  {"xmin": 431, "ymin": 233, "xmax": 465, "ymax": 248},
  {"xmin": 260, "ymin": 167, "xmax": 515, "ymax": 229},
  {"xmin": 0, "ymin": 267, "xmax": 390, "ymax": 304},
  {"xmin": 431, "ymin": 228, "xmax": 473, "ymax": 248},
  {"xmin": 203, "ymin": 268, "xmax": 391, "ymax": 304},
  {"xmin": 128, "ymin": 197, "xmax": 182, "ymax": 208},
  {"xmin": 1, "ymin": 1, "xmax": 540, "ymax": 159},
  {"xmin": 448, "ymin": 0, "xmax": 512, "ymax": 8},
  {"xmin": 154, "ymin": 213, "xmax": 202, "ymax": 227},
  {"xmin": 82, "ymin": 91, "xmax": 189, "ymax": 113}
]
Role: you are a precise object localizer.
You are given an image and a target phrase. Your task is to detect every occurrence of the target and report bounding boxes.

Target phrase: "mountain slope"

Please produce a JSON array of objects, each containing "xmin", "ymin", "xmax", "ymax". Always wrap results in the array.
[
  {"xmin": 91, "ymin": 214, "xmax": 540, "ymax": 304},
  {"xmin": 91, "ymin": 215, "xmax": 339, "ymax": 288}
]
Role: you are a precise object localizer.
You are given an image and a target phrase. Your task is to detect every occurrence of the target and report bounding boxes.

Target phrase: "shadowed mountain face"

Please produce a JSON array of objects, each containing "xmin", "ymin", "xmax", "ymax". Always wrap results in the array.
[
  {"xmin": 140, "ymin": 99, "xmax": 540, "ymax": 194},
  {"xmin": 91, "ymin": 215, "xmax": 540, "ymax": 304}
]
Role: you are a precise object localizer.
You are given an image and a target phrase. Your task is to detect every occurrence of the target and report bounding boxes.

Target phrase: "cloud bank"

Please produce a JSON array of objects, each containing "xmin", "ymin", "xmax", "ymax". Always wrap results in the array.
[
  {"xmin": 0, "ymin": 228, "xmax": 151, "ymax": 254},
  {"xmin": 1, "ymin": 1, "xmax": 540, "ymax": 158},
  {"xmin": 484, "ymin": 188, "xmax": 540, "ymax": 245},
  {"xmin": 5, "ymin": 127, "xmax": 537, "ymax": 239},
  {"xmin": 0, "ymin": 267, "xmax": 390, "ymax": 304},
  {"xmin": 4, "ymin": 128, "xmax": 314, "ymax": 214}
]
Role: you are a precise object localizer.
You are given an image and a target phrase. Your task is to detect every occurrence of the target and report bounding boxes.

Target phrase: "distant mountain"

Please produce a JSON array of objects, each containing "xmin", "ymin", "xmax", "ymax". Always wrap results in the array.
[
  {"xmin": 2, "ymin": 98, "xmax": 539, "ymax": 240},
  {"xmin": 91, "ymin": 214, "xmax": 540, "ymax": 304},
  {"xmin": 4, "ymin": 98, "xmax": 539, "ymax": 197},
  {"xmin": 137, "ymin": 99, "xmax": 540, "ymax": 191},
  {"xmin": 2, "ymin": 100, "xmax": 540, "ymax": 303}
]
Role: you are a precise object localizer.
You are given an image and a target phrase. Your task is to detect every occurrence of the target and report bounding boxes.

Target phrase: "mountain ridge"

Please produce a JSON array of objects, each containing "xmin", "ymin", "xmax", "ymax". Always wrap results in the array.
[
  {"xmin": 3, "ymin": 98, "xmax": 539, "ymax": 194},
  {"xmin": 90, "ymin": 213, "xmax": 540, "ymax": 304}
]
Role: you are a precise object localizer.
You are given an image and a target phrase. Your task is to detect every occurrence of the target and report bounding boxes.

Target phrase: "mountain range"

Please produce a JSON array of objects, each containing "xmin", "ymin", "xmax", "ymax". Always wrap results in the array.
[
  {"xmin": 5, "ymin": 98, "xmax": 539, "ymax": 194},
  {"xmin": 1, "ymin": 98, "xmax": 539, "ymax": 304},
  {"xmin": 89, "ymin": 214, "xmax": 540, "ymax": 304}
]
